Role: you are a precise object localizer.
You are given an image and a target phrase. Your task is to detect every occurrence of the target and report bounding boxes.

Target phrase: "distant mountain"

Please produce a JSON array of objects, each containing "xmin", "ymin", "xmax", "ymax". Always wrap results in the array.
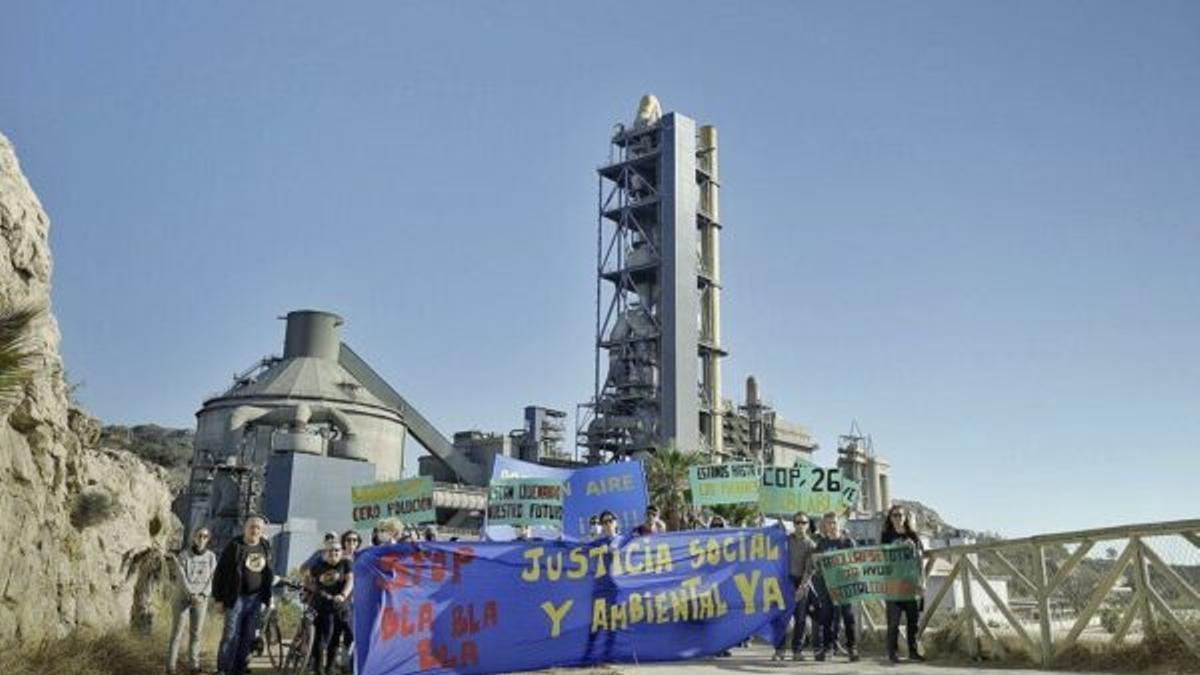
[{"xmin": 893, "ymin": 498, "xmax": 992, "ymax": 540}]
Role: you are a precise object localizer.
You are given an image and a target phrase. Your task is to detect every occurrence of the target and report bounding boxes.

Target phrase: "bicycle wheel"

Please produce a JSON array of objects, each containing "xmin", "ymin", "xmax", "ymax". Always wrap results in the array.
[
  {"xmin": 280, "ymin": 621, "xmax": 316, "ymax": 675},
  {"xmin": 264, "ymin": 615, "xmax": 285, "ymax": 670}
]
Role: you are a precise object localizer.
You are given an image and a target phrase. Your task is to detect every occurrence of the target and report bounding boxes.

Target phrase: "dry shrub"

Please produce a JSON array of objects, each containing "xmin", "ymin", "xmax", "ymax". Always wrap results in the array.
[
  {"xmin": 0, "ymin": 629, "xmax": 163, "ymax": 675},
  {"xmin": 924, "ymin": 619, "xmax": 1200, "ymax": 673},
  {"xmin": 70, "ymin": 488, "xmax": 120, "ymax": 529}
]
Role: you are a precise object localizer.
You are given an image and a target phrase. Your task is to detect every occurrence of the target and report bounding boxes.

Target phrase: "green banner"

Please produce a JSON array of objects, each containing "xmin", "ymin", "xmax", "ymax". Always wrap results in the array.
[
  {"xmin": 487, "ymin": 477, "xmax": 566, "ymax": 527},
  {"xmin": 688, "ymin": 462, "xmax": 761, "ymax": 506},
  {"xmin": 350, "ymin": 476, "xmax": 435, "ymax": 531},
  {"xmin": 814, "ymin": 543, "xmax": 923, "ymax": 605},
  {"xmin": 758, "ymin": 460, "xmax": 860, "ymax": 517}
]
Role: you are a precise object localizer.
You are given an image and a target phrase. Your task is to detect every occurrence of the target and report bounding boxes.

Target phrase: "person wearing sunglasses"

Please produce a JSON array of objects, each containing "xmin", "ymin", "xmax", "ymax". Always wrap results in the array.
[
  {"xmin": 773, "ymin": 513, "xmax": 819, "ymax": 661},
  {"xmin": 598, "ymin": 511, "xmax": 620, "ymax": 538},
  {"xmin": 881, "ymin": 506, "xmax": 926, "ymax": 662},
  {"xmin": 167, "ymin": 527, "xmax": 217, "ymax": 674},
  {"xmin": 329, "ymin": 530, "xmax": 362, "ymax": 672}
]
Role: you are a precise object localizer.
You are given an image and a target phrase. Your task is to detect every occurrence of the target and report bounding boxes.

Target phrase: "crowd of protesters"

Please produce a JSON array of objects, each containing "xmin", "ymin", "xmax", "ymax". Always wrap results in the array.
[{"xmin": 167, "ymin": 502, "xmax": 926, "ymax": 673}]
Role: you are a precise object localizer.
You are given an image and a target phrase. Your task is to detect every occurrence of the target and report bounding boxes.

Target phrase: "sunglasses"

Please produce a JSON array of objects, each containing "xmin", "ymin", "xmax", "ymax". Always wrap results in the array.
[{"xmin": 601, "ymin": 518, "xmax": 616, "ymax": 524}]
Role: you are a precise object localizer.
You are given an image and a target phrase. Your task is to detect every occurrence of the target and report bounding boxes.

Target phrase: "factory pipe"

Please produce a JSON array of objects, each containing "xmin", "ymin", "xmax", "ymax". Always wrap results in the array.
[{"xmin": 700, "ymin": 125, "xmax": 723, "ymax": 456}]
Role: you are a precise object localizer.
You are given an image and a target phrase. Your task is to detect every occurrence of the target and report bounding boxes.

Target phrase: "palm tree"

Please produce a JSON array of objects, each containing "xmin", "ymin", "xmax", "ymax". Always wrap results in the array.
[
  {"xmin": 0, "ymin": 304, "xmax": 41, "ymax": 410},
  {"xmin": 643, "ymin": 440, "xmax": 704, "ymax": 531}
]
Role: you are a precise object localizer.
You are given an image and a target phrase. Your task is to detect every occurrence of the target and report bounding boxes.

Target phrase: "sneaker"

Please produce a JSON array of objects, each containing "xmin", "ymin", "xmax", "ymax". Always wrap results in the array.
[
  {"xmin": 815, "ymin": 651, "xmax": 827, "ymax": 662},
  {"xmin": 888, "ymin": 651, "xmax": 901, "ymax": 663},
  {"xmin": 848, "ymin": 648, "xmax": 860, "ymax": 662},
  {"xmin": 792, "ymin": 650, "xmax": 806, "ymax": 661},
  {"xmin": 909, "ymin": 651, "xmax": 926, "ymax": 662},
  {"xmin": 772, "ymin": 650, "xmax": 786, "ymax": 661}
]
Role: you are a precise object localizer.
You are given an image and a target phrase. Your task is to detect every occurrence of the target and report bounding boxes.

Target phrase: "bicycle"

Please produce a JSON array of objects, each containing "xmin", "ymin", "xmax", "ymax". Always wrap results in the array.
[
  {"xmin": 279, "ymin": 589, "xmax": 318, "ymax": 675},
  {"xmin": 257, "ymin": 578, "xmax": 303, "ymax": 670}
]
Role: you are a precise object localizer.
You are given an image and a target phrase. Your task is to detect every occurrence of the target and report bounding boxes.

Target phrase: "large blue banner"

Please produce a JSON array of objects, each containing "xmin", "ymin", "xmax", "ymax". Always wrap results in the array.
[
  {"xmin": 354, "ymin": 527, "xmax": 793, "ymax": 675},
  {"xmin": 489, "ymin": 456, "xmax": 649, "ymax": 541}
]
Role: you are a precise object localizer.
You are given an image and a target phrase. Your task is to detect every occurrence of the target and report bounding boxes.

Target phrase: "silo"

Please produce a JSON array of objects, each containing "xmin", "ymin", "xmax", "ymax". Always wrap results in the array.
[{"xmin": 187, "ymin": 310, "xmax": 408, "ymax": 564}]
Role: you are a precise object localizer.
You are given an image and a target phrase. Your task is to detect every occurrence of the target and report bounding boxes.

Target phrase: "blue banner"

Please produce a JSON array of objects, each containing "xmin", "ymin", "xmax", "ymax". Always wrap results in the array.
[
  {"xmin": 488, "ymin": 456, "xmax": 649, "ymax": 541},
  {"xmin": 354, "ymin": 527, "xmax": 794, "ymax": 675}
]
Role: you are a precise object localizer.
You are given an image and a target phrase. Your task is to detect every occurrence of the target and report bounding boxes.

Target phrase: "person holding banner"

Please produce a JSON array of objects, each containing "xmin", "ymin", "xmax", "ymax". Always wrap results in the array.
[
  {"xmin": 773, "ymin": 512, "xmax": 819, "ymax": 662},
  {"xmin": 814, "ymin": 512, "xmax": 859, "ymax": 663},
  {"xmin": 307, "ymin": 539, "xmax": 353, "ymax": 675},
  {"xmin": 881, "ymin": 506, "xmax": 926, "ymax": 663}
]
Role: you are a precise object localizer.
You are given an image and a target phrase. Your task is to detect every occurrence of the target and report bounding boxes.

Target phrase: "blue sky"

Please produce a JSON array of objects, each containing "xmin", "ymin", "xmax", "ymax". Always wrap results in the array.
[{"xmin": 3, "ymin": 1, "xmax": 1197, "ymax": 538}]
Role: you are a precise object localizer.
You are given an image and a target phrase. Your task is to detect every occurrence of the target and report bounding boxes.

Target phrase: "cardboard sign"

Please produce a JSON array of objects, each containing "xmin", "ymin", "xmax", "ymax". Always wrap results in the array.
[
  {"xmin": 814, "ymin": 543, "xmax": 923, "ymax": 605},
  {"xmin": 487, "ymin": 478, "xmax": 566, "ymax": 527},
  {"xmin": 351, "ymin": 476, "xmax": 435, "ymax": 531},
  {"xmin": 758, "ymin": 460, "xmax": 860, "ymax": 517},
  {"xmin": 688, "ymin": 462, "xmax": 760, "ymax": 506}
]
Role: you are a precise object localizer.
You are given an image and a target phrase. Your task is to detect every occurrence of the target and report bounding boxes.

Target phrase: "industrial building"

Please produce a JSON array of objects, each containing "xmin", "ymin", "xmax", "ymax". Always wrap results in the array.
[
  {"xmin": 180, "ymin": 97, "xmax": 894, "ymax": 563},
  {"xmin": 180, "ymin": 310, "xmax": 493, "ymax": 568},
  {"xmin": 576, "ymin": 95, "xmax": 726, "ymax": 461}
]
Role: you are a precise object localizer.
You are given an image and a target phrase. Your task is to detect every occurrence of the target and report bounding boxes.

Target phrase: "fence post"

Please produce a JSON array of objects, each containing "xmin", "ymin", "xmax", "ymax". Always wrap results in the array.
[
  {"xmin": 1129, "ymin": 537, "xmax": 1155, "ymax": 638},
  {"xmin": 1034, "ymin": 544, "xmax": 1053, "ymax": 667},
  {"xmin": 959, "ymin": 553, "xmax": 979, "ymax": 658}
]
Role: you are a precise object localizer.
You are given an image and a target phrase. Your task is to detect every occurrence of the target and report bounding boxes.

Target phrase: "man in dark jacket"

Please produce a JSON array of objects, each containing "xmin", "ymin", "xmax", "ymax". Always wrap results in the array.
[
  {"xmin": 813, "ymin": 511, "xmax": 858, "ymax": 663},
  {"xmin": 213, "ymin": 515, "xmax": 275, "ymax": 675}
]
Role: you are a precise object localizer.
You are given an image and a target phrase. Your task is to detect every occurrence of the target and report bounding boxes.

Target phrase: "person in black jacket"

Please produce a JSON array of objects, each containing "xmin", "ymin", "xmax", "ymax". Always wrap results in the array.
[
  {"xmin": 813, "ymin": 512, "xmax": 859, "ymax": 663},
  {"xmin": 212, "ymin": 515, "xmax": 275, "ymax": 675},
  {"xmin": 882, "ymin": 505, "xmax": 926, "ymax": 662}
]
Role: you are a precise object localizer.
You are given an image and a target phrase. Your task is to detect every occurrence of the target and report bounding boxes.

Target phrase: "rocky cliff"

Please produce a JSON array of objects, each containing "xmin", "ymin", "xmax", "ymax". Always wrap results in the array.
[{"xmin": 0, "ymin": 132, "xmax": 177, "ymax": 642}]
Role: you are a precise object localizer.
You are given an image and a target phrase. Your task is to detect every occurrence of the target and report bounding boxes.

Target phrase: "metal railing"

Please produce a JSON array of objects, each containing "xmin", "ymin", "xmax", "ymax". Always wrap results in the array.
[{"xmin": 905, "ymin": 518, "xmax": 1200, "ymax": 665}]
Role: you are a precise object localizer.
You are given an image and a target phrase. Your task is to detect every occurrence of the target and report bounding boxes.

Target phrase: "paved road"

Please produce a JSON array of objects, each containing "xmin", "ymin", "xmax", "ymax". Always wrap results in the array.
[
  {"xmin": 583, "ymin": 644, "xmax": 1099, "ymax": 674},
  {"xmin": 253, "ymin": 644, "xmax": 1103, "ymax": 675}
]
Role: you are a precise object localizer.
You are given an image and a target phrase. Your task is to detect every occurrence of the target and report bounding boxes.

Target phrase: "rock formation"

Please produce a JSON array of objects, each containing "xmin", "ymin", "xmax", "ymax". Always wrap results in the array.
[{"xmin": 0, "ymin": 132, "xmax": 177, "ymax": 642}]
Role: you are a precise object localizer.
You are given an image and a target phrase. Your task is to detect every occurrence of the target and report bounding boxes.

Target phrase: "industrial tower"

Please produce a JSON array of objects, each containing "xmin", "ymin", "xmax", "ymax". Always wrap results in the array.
[{"xmin": 579, "ymin": 96, "xmax": 726, "ymax": 461}]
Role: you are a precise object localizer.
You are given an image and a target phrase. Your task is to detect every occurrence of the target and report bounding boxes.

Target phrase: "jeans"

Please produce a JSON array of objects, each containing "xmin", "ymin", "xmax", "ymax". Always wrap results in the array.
[
  {"xmin": 886, "ymin": 599, "xmax": 921, "ymax": 656},
  {"xmin": 775, "ymin": 577, "xmax": 820, "ymax": 652},
  {"xmin": 818, "ymin": 597, "xmax": 855, "ymax": 652},
  {"xmin": 167, "ymin": 594, "xmax": 208, "ymax": 671},
  {"xmin": 217, "ymin": 593, "xmax": 263, "ymax": 675}
]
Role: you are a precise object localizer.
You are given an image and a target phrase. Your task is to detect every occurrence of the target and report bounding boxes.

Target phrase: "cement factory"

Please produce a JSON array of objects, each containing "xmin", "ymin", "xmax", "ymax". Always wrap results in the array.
[{"xmin": 177, "ymin": 96, "xmax": 892, "ymax": 568}]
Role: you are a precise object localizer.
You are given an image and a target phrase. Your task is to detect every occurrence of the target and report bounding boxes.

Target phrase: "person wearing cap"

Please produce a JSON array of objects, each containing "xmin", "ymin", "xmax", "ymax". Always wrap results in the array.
[
  {"xmin": 632, "ymin": 505, "xmax": 666, "ymax": 536},
  {"xmin": 167, "ymin": 527, "xmax": 216, "ymax": 675},
  {"xmin": 300, "ymin": 531, "xmax": 341, "ymax": 579},
  {"xmin": 307, "ymin": 539, "xmax": 353, "ymax": 675}
]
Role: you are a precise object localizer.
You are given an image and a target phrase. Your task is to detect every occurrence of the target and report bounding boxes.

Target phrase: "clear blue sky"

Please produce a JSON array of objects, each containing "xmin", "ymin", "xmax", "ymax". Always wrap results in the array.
[{"xmin": 3, "ymin": 1, "xmax": 1197, "ymax": 538}]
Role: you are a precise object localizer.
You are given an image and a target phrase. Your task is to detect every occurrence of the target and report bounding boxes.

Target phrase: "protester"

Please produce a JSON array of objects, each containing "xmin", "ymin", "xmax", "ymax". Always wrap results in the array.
[
  {"xmin": 882, "ymin": 505, "xmax": 926, "ymax": 662},
  {"xmin": 588, "ymin": 515, "xmax": 603, "ymax": 540},
  {"xmin": 308, "ymin": 539, "xmax": 354, "ymax": 675},
  {"xmin": 300, "ymin": 531, "xmax": 341, "ymax": 578},
  {"xmin": 167, "ymin": 527, "xmax": 216, "ymax": 675},
  {"xmin": 632, "ymin": 505, "xmax": 666, "ymax": 536},
  {"xmin": 773, "ymin": 513, "xmax": 818, "ymax": 662},
  {"xmin": 213, "ymin": 515, "xmax": 275, "ymax": 675},
  {"xmin": 375, "ymin": 518, "xmax": 403, "ymax": 545},
  {"xmin": 708, "ymin": 515, "xmax": 727, "ymax": 529},
  {"xmin": 423, "ymin": 526, "xmax": 437, "ymax": 542},
  {"xmin": 813, "ymin": 512, "xmax": 858, "ymax": 663},
  {"xmin": 328, "ymin": 530, "xmax": 360, "ymax": 671},
  {"xmin": 598, "ymin": 510, "xmax": 619, "ymax": 538},
  {"xmin": 514, "ymin": 524, "xmax": 534, "ymax": 541}
]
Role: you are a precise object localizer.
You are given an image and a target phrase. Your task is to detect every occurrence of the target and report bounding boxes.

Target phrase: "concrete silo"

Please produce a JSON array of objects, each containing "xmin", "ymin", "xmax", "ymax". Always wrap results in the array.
[{"xmin": 185, "ymin": 310, "xmax": 407, "ymax": 567}]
